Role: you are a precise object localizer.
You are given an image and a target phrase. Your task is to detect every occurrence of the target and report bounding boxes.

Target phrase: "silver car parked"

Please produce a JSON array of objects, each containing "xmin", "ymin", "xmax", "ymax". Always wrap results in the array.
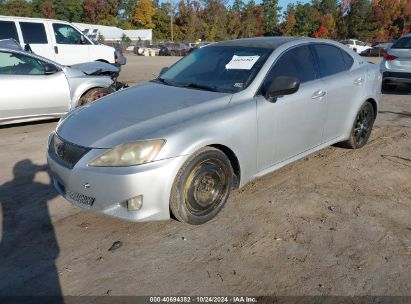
[
  {"xmin": 0, "ymin": 39, "xmax": 122, "ymax": 125},
  {"xmin": 381, "ymin": 34, "xmax": 411, "ymax": 90},
  {"xmin": 48, "ymin": 37, "xmax": 382, "ymax": 225}
]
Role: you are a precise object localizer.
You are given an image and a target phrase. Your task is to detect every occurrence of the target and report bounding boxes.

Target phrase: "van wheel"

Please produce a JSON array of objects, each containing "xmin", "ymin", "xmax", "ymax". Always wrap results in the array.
[
  {"xmin": 170, "ymin": 147, "xmax": 233, "ymax": 225},
  {"xmin": 78, "ymin": 87, "xmax": 113, "ymax": 107},
  {"xmin": 339, "ymin": 101, "xmax": 375, "ymax": 149}
]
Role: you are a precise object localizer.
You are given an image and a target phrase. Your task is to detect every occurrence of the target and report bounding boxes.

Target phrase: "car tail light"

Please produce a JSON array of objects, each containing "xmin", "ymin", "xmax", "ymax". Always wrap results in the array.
[
  {"xmin": 383, "ymin": 51, "xmax": 398, "ymax": 61},
  {"xmin": 119, "ymin": 50, "xmax": 124, "ymax": 56}
]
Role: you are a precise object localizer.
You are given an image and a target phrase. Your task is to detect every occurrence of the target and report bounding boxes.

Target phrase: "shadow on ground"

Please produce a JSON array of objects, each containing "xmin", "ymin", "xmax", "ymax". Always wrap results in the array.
[{"xmin": 0, "ymin": 159, "xmax": 63, "ymax": 300}]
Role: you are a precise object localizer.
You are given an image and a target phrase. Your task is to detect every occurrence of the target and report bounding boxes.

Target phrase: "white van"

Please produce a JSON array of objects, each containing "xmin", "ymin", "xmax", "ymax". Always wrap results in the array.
[{"xmin": 0, "ymin": 16, "xmax": 117, "ymax": 65}]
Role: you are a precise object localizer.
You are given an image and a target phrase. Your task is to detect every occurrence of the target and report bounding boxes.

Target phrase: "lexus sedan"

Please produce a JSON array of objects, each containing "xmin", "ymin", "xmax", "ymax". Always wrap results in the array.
[
  {"xmin": 48, "ymin": 37, "xmax": 382, "ymax": 225},
  {"xmin": 381, "ymin": 34, "xmax": 411, "ymax": 91},
  {"xmin": 0, "ymin": 39, "xmax": 124, "ymax": 126}
]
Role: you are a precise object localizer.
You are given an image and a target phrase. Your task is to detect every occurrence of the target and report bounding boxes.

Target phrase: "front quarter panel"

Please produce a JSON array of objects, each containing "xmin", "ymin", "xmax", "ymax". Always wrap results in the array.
[{"xmin": 154, "ymin": 97, "xmax": 258, "ymax": 187}]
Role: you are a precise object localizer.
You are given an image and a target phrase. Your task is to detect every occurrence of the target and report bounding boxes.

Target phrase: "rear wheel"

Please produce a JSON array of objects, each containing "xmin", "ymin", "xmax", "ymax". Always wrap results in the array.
[
  {"xmin": 170, "ymin": 147, "xmax": 233, "ymax": 225},
  {"xmin": 78, "ymin": 87, "xmax": 114, "ymax": 107},
  {"xmin": 339, "ymin": 101, "xmax": 375, "ymax": 149}
]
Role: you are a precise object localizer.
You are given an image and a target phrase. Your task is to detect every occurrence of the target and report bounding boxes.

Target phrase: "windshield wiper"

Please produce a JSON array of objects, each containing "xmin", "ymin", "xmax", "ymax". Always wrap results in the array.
[
  {"xmin": 152, "ymin": 78, "xmax": 173, "ymax": 86},
  {"xmin": 180, "ymin": 83, "xmax": 219, "ymax": 92}
]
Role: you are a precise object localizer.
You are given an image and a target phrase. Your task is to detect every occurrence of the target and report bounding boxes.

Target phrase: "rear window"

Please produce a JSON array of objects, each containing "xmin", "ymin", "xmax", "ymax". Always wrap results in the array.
[
  {"xmin": 0, "ymin": 21, "xmax": 20, "ymax": 42},
  {"xmin": 341, "ymin": 50, "xmax": 354, "ymax": 70},
  {"xmin": 20, "ymin": 22, "xmax": 48, "ymax": 44},
  {"xmin": 313, "ymin": 44, "xmax": 347, "ymax": 78},
  {"xmin": 392, "ymin": 37, "xmax": 411, "ymax": 49}
]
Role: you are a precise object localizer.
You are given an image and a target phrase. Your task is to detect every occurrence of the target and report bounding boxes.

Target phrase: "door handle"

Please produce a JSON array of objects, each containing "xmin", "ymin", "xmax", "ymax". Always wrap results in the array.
[
  {"xmin": 354, "ymin": 77, "xmax": 364, "ymax": 85},
  {"xmin": 312, "ymin": 90, "xmax": 326, "ymax": 99},
  {"xmin": 54, "ymin": 46, "xmax": 58, "ymax": 54}
]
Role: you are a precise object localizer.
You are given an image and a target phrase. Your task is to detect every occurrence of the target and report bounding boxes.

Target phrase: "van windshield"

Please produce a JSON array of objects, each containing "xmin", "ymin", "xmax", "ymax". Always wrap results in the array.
[{"xmin": 155, "ymin": 46, "xmax": 272, "ymax": 93}]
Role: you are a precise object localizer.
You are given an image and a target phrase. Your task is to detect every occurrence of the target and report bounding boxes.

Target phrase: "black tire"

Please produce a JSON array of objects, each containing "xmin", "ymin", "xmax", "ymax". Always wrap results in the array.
[
  {"xmin": 170, "ymin": 147, "xmax": 233, "ymax": 225},
  {"xmin": 78, "ymin": 87, "xmax": 114, "ymax": 107},
  {"xmin": 339, "ymin": 101, "xmax": 375, "ymax": 149}
]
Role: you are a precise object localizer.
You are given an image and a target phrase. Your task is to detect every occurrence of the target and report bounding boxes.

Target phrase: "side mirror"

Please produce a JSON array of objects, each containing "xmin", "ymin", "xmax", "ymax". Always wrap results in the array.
[
  {"xmin": 44, "ymin": 63, "xmax": 60, "ymax": 75},
  {"xmin": 24, "ymin": 44, "xmax": 33, "ymax": 53},
  {"xmin": 159, "ymin": 67, "xmax": 169, "ymax": 76},
  {"xmin": 264, "ymin": 76, "xmax": 300, "ymax": 103},
  {"xmin": 80, "ymin": 35, "xmax": 87, "ymax": 44}
]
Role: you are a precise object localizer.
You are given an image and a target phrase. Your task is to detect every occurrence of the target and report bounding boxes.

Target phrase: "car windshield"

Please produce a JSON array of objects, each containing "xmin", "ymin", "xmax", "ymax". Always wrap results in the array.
[
  {"xmin": 392, "ymin": 37, "xmax": 411, "ymax": 49},
  {"xmin": 155, "ymin": 46, "xmax": 272, "ymax": 93}
]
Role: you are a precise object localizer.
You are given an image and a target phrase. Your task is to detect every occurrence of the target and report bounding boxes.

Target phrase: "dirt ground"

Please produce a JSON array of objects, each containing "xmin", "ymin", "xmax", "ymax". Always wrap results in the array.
[{"xmin": 0, "ymin": 55, "xmax": 410, "ymax": 297}]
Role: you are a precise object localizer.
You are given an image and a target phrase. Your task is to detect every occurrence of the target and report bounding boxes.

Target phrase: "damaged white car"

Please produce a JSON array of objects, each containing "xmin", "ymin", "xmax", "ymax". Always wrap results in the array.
[{"xmin": 0, "ymin": 39, "xmax": 127, "ymax": 125}]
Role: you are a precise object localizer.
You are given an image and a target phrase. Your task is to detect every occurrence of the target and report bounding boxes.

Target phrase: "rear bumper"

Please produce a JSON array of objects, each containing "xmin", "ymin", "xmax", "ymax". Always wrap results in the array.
[{"xmin": 382, "ymin": 71, "xmax": 411, "ymax": 84}]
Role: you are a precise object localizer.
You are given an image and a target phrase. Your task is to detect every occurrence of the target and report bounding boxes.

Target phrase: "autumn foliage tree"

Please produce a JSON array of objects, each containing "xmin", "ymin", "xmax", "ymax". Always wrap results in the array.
[{"xmin": 133, "ymin": 0, "xmax": 155, "ymax": 29}]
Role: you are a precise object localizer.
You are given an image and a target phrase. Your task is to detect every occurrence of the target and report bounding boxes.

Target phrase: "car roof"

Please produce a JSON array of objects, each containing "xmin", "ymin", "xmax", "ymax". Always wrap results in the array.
[{"xmin": 210, "ymin": 37, "xmax": 302, "ymax": 49}]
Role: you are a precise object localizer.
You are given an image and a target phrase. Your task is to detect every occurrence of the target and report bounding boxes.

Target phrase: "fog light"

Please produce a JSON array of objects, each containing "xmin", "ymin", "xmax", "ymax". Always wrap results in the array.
[{"xmin": 127, "ymin": 195, "xmax": 143, "ymax": 211}]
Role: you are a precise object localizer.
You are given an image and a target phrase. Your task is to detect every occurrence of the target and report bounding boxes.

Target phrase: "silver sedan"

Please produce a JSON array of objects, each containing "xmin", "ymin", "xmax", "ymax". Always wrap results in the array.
[
  {"xmin": 0, "ymin": 39, "xmax": 120, "ymax": 125},
  {"xmin": 48, "ymin": 37, "xmax": 382, "ymax": 225}
]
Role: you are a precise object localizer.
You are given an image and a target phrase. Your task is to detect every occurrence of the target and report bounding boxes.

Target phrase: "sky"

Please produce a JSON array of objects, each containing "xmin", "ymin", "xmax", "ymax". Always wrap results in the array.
[{"xmin": 278, "ymin": 0, "xmax": 310, "ymax": 13}]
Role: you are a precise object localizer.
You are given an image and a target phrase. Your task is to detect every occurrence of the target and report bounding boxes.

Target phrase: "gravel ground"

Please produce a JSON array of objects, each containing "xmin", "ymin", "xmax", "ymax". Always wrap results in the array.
[{"xmin": 0, "ymin": 55, "xmax": 410, "ymax": 297}]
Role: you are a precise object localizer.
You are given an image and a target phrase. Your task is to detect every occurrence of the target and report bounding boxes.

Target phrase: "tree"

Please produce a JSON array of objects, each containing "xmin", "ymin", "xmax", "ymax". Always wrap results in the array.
[
  {"xmin": 133, "ymin": 0, "xmax": 155, "ymax": 29},
  {"xmin": 344, "ymin": 0, "xmax": 374, "ymax": 41},
  {"xmin": 41, "ymin": 0, "xmax": 55, "ymax": 18},
  {"xmin": 262, "ymin": 0, "xmax": 281, "ymax": 36},
  {"xmin": 53, "ymin": 0, "xmax": 83, "ymax": 22},
  {"xmin": 3, "ymin": 0, "xmax": 33, "ymax": 17},
  {"xmin": 371, "ymin": 0, "xmax": 407, "ymax": 40}
]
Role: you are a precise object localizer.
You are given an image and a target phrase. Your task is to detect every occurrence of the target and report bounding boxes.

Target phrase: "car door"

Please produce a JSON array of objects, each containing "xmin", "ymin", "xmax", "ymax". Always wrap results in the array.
[
  {"xmin": 0, "ymin": 51, "xmax": 70, "ymax": 122},
  {"xmin": 18, "ymin": 21, "xmax": 56, "ymax": 61},
  {"xmin": 312, "ymin": 44, "xmax": 365, "ymax": 142},
  {"xmin": 50, "ymin": 22, "xmax": 90, "ymax": 65},
  {"xmin": 256, "ymin": 44, "xmax": 327, "ymax": 170}
]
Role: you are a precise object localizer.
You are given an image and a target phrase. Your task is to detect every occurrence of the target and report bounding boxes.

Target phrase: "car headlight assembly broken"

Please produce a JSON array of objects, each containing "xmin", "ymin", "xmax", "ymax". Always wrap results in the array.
[{"xmin": 89, "ymin": 139, "xmax": 166, "ymax": 167}]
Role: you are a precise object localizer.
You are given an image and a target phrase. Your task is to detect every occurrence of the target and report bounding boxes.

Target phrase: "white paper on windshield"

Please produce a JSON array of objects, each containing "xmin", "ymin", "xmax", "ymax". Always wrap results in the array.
[{"xmin": 225, "ymin": 55, "xmax": 260, "ymax": 70}]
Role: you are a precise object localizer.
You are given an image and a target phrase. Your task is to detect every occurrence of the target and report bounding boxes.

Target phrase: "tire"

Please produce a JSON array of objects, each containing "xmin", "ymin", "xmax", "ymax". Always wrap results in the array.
[
  {"xmin": 78, "ymin": 87, "xmax": 114, "ymax": 107},
  {"xmin": 170, "ymin": 147, "xmax": 233, "ymax": 225},
  {"xmin": 339, "ymin": 101, "xmax": 375, "ymax": 149}
]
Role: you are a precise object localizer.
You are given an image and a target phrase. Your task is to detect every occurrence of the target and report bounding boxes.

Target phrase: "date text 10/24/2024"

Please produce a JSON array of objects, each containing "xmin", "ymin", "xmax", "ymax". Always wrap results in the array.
[{"xmin": 150, "ymin": 296, "xmax": 257, "ymax": 303}]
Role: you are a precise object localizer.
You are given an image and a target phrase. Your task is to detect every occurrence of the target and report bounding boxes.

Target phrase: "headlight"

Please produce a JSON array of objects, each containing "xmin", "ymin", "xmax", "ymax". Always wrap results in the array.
[{"xmin": 89, "ymin": 139, "xmax": 165, "ymax": 167}]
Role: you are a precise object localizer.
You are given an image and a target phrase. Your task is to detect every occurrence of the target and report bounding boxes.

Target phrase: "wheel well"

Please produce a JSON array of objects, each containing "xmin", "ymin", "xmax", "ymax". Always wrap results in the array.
[
  {"xmin": 96, "ymin": 59, "xmax": 109, "ymax": 63},
  {"xmin": 366, "ymin": 98, "xmax": 378, "ymax": 119},
  {"xmin": 209, "ymin": 144, "xmax": 241, "ymax": 188}
]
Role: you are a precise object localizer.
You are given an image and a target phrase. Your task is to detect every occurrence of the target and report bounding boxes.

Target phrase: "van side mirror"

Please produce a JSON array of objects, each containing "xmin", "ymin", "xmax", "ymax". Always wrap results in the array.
[
  {"xmin": 264, "ymin": 76, "xmax": 300, "ymax": 103},
  {"xmin": 44, "ymin": 63, "xmax": 60, "ymax": 75},
  {"xmin": 24, "ymin": 44, "xmax": 33, "ymax": 53}
]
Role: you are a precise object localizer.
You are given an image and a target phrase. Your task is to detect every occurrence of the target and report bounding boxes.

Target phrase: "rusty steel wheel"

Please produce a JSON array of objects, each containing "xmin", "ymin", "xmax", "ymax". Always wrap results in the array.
[
  {"xmin": 78, "ymin": 87, "xmax": 114, "ymax": 107},
  {"xmin": 170, "ymin": 147, "xmax": 233, "ymax": 225}
]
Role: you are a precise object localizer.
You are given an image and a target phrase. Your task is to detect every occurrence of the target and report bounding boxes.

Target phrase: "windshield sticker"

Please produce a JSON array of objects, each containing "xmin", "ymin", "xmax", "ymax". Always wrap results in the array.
[
  {"xmin": 233, "ymin": 82, "xmax": 244, "ymax": 88},
  {"xmin": 225, "ymin": 55, "xmax": 260, "ymax": 70}
]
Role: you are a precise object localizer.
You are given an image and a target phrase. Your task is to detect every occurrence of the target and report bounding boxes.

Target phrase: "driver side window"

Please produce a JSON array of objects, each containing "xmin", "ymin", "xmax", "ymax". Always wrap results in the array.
[
  {"xmin": 53, "ymin": 23, "xmax": 89, "ymax": 45},
  {"xmin": 264, "ymin": 45, "xmax": 317, "ymax": 87},
  {"xmin": 0, "ymin": 51, "xmax": 46, "ymax": 75}
]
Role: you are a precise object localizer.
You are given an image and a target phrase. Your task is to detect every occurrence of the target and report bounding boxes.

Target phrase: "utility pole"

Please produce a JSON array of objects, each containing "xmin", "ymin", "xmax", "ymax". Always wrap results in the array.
[{"xmin": 170, "ymin": 0, "xmax": 174, "ymax": 42}]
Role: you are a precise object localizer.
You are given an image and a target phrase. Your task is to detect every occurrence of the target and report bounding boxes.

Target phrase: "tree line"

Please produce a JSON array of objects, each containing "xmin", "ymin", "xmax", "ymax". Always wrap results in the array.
[{"xmin": 1, "ymin": 0, "xmax": 410, "ymax": 42}]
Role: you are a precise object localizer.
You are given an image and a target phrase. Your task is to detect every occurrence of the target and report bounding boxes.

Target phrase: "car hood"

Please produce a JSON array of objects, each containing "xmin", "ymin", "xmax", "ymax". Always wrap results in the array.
[
  {"xmin": 68, "ymin": 61, "xmax": 120, "ymax": 76},
  {"xmin": 57, "ymin": 82, "xmax": 232, "ymax": 148}
]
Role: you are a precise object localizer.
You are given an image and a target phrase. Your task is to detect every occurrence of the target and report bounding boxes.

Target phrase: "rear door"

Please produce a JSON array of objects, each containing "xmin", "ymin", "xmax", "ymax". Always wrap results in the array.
[
  {"xmin": 388, "ymin": 36, "xmax": 411, "ymax": 70},
  {"xmin": 312, "ymin": 44, "xmax": 365, "ymax": 141},
  {"xmin": 0, "ymin": 51, "xmax": 70, "ymax": 122},
  {"xmin": 18, "ymin": 21, "xmax": 56, "ymax": 61},
  {"xmin": 50, "ymin": 22, "xmax": 90, "ymax": 65}
]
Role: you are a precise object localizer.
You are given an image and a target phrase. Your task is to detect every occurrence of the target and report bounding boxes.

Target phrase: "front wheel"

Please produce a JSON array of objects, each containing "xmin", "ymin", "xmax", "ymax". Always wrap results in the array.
[
  {"xmin": 339, "ymin": 101, "xmax": 375, "ymax": 149},
  {"xmin": 78, "ymin": 87, "xmax": 114, "ymax": 107},
  {"xmin": 170, "ymin": 147, "xmax": 233, "ymax": 225}
]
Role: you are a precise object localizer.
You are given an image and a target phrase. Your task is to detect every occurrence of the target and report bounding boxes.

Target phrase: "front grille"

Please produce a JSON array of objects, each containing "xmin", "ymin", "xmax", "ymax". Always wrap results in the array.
[
  {"xmin": 66, "ymin": 191, "xmax": 95, "ymax": 208},
  {"xmin": 49, "ymin": 134, "xmax": 90, "ymax": 169}
]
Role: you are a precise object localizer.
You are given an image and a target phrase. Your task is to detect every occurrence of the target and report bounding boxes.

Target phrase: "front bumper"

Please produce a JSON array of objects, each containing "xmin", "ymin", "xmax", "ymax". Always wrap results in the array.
[{"xmin": 47, "ymin": 148, "xmax": 189, "ymax": 222}]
